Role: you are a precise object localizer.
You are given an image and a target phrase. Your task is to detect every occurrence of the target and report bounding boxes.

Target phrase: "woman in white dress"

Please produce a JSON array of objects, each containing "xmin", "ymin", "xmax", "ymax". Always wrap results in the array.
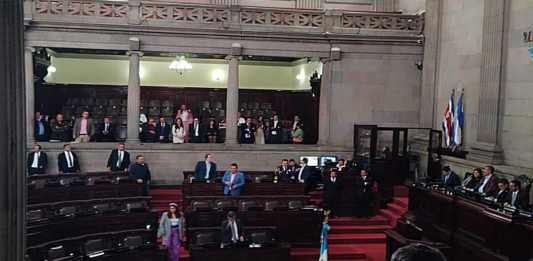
[{"xmin": 172, "ymin": 118, "xmax": 186, "ymax": 144}]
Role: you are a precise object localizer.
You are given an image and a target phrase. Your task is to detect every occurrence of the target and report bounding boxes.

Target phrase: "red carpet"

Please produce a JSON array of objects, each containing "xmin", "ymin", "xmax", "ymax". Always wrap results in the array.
[{"xmin": 149, "ymin": 185, "xmax": 409, "ymax": 261}]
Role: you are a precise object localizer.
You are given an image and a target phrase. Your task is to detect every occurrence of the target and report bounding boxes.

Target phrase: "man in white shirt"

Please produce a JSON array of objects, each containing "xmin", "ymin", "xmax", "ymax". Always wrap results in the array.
[
  {"xmin": 189, "ymin": 118, "xmax": 203, "ymax": 143},
  {"xmin": 193, "ymin": 154, "xmax": 217, "ymax": 181},
  {"xmin": 57, "ymin": 144, "xmax": 80, "ymax": 173},
  {"xmin": 27, "ymin": 144, "xmax": 48, "ymax": 175},
  {"xmin": 106, "ymin": 143, "xmax": 131, "ymax": 172},
  {"xmin": 323, "ymin": 169, "xmax": 341, "ymax": 216},
  {"xmin": 221, "ymin": 211, "xmax": 244, "ymax": 247},
  {"xmin": 505, "ymin": 180, "xmax": 525, "ymax": 209}
]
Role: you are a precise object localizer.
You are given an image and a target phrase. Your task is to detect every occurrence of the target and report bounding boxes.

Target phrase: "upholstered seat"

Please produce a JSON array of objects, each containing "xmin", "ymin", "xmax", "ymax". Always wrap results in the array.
[
  {"xmin": 191, "ymin": 201, "xmax": 211, "ymax": 211},
  {"xmin": 195, "ymin": 232, "xmax": 218, "ymax": 247},
  {"xmin": 288, "ymin": 200, "xmax": 303, "ymax": 210},
  {"xmin": 249, "ymin": 231, "xmax": 274, "ymax": 245},
  {"xmin": 239, "ymin": 200, "xmax": 262, "ymax": 211}
]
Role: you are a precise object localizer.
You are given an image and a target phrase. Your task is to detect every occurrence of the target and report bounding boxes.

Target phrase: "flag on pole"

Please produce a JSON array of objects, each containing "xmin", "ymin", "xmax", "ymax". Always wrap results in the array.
[
  {"xmin": 318, "ymin": 221, "xmax": 330, "ymax": 261},
  {"xmin": 454, "ymin": 90, "xmax": 464, "ymax": 146},
  {"xmin": 442, "ymin": 90, "xmax": 455, "ymax": 147}
]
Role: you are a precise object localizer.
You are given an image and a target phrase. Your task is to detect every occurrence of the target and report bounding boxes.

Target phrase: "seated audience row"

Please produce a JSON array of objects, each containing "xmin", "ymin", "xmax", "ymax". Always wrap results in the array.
[{"xmin": 441, "ymin": 165, "xmax": 529, "ymax": 210}]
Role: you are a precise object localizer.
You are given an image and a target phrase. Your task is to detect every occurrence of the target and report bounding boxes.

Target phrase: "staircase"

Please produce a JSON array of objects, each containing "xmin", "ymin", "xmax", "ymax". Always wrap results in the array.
[{"xmin": 149, "ymin": 185, "xmax": 409, "ymax": 261}]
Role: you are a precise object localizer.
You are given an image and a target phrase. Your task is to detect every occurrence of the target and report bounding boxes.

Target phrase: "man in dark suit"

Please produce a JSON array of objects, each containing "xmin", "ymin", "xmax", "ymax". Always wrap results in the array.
[
  {"xmin": 34, "ymin": 112, "xmax": 50, "ymax": 142},
  {"xmin": 220, "ymin": 211, "xmax": 245, "ymax": 247},
  {"xmin": 156, "ymin": 117, "xmax": 171, "ymax": 143},
  {"xmin": 297, "ymin": 158, "xmax": 314, "ymax": 193},
  {"xmin": 189, "ymin": 118, "xmax": 204, "ymax": 143},
  {"xmin": 27, "ymin": 143, "xmax": 48, "ymax": 175},
  {"xmin": 193, "ymin": 153, "xmax": 217, "ymax": 181},
  {"xmin": 354, "ymin": 169, "xmax": 375, "ymax": 217},
  {"xmin": 441, "ymin": 166, "xmax": 461, "ymax": 188},
  {"xmin": 493, "ymin": 178, "xmax": 509, "ymax": 203},
  {"xmin": 323, "ymin": 169, "xmax": 342, "ymax": 217},
  {"xmin": 505, "ymin": 180, "xmax": 527, "ymax": 209},
  {"xmin": 95, "ymin": 116, "xmax": 116, "ymax": 142},
  {"xmin": 475, "ymin": 165, "xmax": 499, "ymax": 196},
  {"xmin": 129, "ymin": 155, "xmax": 151, "ymax": 196},
  {"xmin": 239, "ymin": 118, "xmax": 255, "ymax": 144},
  {"xmin": 57, "ymin": 144, "xmax": 80, "ymax": 173},
  {"xmin": 267, "ymin": 115, "xmax": 282, "ymax": 144},
  {"xmin": 106, "ymin": 143, "xmax": 131, "ymax": 172},
  {"xmin": 276, "ymin": 159, "xmax": 293, "ymax": 182}
]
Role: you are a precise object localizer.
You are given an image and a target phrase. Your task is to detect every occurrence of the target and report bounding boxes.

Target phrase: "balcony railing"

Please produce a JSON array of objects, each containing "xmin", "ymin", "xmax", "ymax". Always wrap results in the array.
[{"xmin": 29, "ymin": 0, "xmax": 424, "ymax": 37}]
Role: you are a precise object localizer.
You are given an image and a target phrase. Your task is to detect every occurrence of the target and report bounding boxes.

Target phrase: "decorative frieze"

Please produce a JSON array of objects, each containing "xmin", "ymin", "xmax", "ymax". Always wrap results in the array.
[{"xmin": 342, "ymin": 13, "xmax": 423, "ymax": 31}]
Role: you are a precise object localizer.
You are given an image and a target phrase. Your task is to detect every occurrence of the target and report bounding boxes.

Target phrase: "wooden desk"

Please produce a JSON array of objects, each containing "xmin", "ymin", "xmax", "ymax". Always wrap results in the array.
[
  {"xmin": 183, "ymin": 182, "xmax": 305, "ymax": 196},
  {"xmin": 189, "ymin": 243, "xmax": 290, "ymax": 261}
]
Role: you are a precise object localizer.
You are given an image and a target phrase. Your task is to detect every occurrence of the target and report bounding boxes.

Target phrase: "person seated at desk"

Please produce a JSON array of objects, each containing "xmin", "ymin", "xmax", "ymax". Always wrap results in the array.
[
  {"xmin": 193, "ymin": 153, "xmax": 217, "ymax": 181},
  {"xmin": 391, "ymin": 243, "xmax": 447, "ymax": 261},
  {"xmin": 222, "ymin": 163, "xmax": 245, "ymax": 196},
  {"xmin": 276, "ymin": 159, "xmax": 293, "ymax": 182},
  {"xmin": 441, "ymin": 166, "xmax": 461, "ymax": 188},
  {"xmin": 492, "ymin": 178, "xmax": 509, "ymax": 203},
  {"xmin": 129, "ymin": 154, "xmax": 151, "ymax": 196},
  {"xmin": 474, "ymin": 166, "xmax": 499, "ymax": 196},
  {"xmin": 354, "ymin": 169, "xmax": 375, "ymax": 218},
  {"xmin": 323, "ymin": 169, "xmax": 341, "ymax": 217},
  {"xmin": 220, "ymin": 211, "xmax": 245, "ymax": 248},
  {"xmin": 462, "ymin": 168, "xmax": 483, "ymax": 189},
  {"xmin": 57, "ymin": 144, "xmax": 80, "ymax": 173},
  {"xmin": 27, "ymin": 143, "xmax": 48, "ymax": 175},
  {"xmin": 106, "ymin": 142, "xmax": 131, "ymax": 172},
  {"xmin": 505, "ymin": 180, "xmax": 527, "ymax": 209}
]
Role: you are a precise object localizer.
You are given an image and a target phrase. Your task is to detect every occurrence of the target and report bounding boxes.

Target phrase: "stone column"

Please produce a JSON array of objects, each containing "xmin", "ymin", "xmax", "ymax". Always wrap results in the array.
[
  {"xmin": 420, "ymin": 0, "xmax": 442, "ymax": 128},
  {"xmin": 375, "ymin": 0, "xmax": 395, "ymax": 12},
  {"xmin": 25, "ymin": 47, "xmax": 35, "ymax": 143},
  {"xmin": 126, "ymin": 49, "xmax": 143, "ymax": 143},
  {"xmin": 468, "ymin": 0, "xmax": 507, "ymax": 164},
  {"xmin": 225, "ymin": 54, "xmax": 240, "ymax": 144},
  {"xmin": 317, "ymin": 59, "xmax": 333, "ymax": 145},
  {"xmin": 0, "ymin": 0, "xmax": 26, "ymax": 260}
]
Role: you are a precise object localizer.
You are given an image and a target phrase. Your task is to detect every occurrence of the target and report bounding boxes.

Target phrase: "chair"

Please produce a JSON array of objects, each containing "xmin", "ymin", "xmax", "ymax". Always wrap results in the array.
[
  {"xmin": 27, "ymin": 209, "xmax": 45, "ymax": 223},
  {"xmin": 239, "ymin": 200, "xmax": 262, "ymax": 212},
  {"xmin": 123, "ymin": 235, "xmax": 143, "ymax": 249},
  {"xmin": 288, "ymin": 200, "xmax": 303, "ymax": 210},
  {"xmin": 83, "ymin": 239, "xmax": 105, "ymax": 257},
  {"xmin": 126, "ymin": 201, "xmax": 147, "ymax": 213},
  {"xmin": 215, "ymin": 200, "xmax": 237, "ymax": 211},
  {"xmin": 58, "ymin": 206, "xmax": 77, "ymax": 217},
  {"xmin": 47, "ymin": 245, "xmax": 75, "ymax": 261},
  {"xmin": 249, "ymin": 231, "xmax": 274, "ymax": 245},
  {"xmin": 264, "ymin": 201, "xmax": 279, "ymax": 211},
  {"xmin": 92, "ymin": 203, "xmax": 112, "ymax": 214},
  {"xmin": 195, "ymin": 232, "xmax": 218, "ymax": 247},
  {"xmin": 191, "ymin": 201, "xmax": 211, "ymax": 211}
]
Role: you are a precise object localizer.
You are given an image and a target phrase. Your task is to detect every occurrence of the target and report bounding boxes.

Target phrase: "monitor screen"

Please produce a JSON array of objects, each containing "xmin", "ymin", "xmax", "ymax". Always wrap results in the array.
[
  {"xmin": 320, "ymin": 155, "xmax": 337, "ymax": 166},
  {"xmin": 300, "ymin": 156, "xmax": 319, "ymax": 167}
]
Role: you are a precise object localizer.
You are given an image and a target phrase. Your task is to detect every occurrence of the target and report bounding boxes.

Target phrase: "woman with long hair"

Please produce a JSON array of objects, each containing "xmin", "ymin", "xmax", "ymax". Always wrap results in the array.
[
  {"xmin": 157, "ymin": 203, "xmax": 186, "ymax": 261},
  {"xmin": 172, "ymin": 118, "xmax": 186, "ymax": 144}
]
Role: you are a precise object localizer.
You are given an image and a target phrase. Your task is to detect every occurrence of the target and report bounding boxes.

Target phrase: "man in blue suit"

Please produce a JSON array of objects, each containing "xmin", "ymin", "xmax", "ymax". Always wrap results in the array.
[
  {"xmin": 193, "ymin": 153, "xmax": 217, "ymax": 181},
  {"xmin": 222, "ymin": 163, "xmax": 245, "ymax": 196}
]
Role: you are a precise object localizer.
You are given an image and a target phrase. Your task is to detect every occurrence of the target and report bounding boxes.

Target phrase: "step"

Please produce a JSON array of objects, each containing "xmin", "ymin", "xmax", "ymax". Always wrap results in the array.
[
  {"xmin": 393, "ymin": 197, "xmax": 409, "ymax": 208},
  {"xmin": 327, "ymin": 233, "xmax": 386, "ymax": 244},
  {"xmin": 393, "ymin": 185, "xmax": 409, "ymax": 197},
  {"xmin": 330, "ymin": 225, "xmax": 391, "ymax": 234},
  {"xmin": 291, "ymin": 245, "xmax": 367, "ymax": 260},
  {"xmin": 378, "ymin": 209, "xmax": 401, "ymax": 226},
  {"xmin": 386, "ymin": 202, "xmax": 407, "ymax": 216},
  {"xmin": 329, "ymin": 216, "xmax": 390, "ymax": 226}
]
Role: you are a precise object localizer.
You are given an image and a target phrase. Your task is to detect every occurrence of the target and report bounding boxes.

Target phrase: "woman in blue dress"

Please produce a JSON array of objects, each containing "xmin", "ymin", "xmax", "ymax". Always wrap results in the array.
[{"xmin": 319, "ymin": 211, "xmax": 331, "ymax": 261}]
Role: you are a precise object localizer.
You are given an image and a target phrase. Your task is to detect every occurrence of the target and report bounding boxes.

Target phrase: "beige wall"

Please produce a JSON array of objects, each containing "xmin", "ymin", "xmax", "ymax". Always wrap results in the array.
[
  {"xmin": 501, "ymin": 0, "xmax": 533, "ymax": 169},
  {"xmin": 329, "ymin": 51, "xmax": 423, "ymax": 146},
  {"xmin": 396, "ymin": 0, "xmax": 425, "ymax": 14},
  {"xmin": 434, "ymin": 0, "xmax": 484, "ymax": 151}
]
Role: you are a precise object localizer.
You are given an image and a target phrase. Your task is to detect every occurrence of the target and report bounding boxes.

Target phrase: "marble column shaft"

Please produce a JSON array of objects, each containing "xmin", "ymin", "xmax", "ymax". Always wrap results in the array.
[
  {"xmin": 0, "ymin": 0, "xmax": 27, "ymax": 260},
  {"xmin": 127, "ymin": 51, "xmax": 143, "ymax": 143},
  {"xmin": 225, "ymin": 55, "xmax": 240, "ymax": 145},
  {"xmin": 25, "ymin": 47, "xmax": 35, "ymax": 143},
  {"xmin": 318, "ymin": 59, "xmax": 333, "ymax": 145}
]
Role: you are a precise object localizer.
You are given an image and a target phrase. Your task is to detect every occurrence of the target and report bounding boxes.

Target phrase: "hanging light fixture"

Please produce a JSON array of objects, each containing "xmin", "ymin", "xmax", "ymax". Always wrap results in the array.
[{"xmin": 168, "ymin": 55, "xmax": 192, "ymax": 79}]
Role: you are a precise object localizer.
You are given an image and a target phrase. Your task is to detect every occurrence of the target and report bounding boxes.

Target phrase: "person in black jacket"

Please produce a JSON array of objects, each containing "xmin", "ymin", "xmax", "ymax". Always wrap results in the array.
[
  {"xmin": 106, "ymin": 143, "xmax": 131, "ymax": 172},
  {"xmin": 239, "ymin": 118, "xmax": 256, "ymax": 144},
  {"xmin": 354, "ymin": 169, "xmax": 375, "ymax": 217},
  {"xmin": 494, "ymin": 179, "xmax": 509, "ymax": 204},
  {"xmin": 441, "ymin": 166, "xmax": 461, "ymax": 188},
  {"xmin": 297, "ymin": 158, "xmax": 315, "ymax": 193},
  {"xmin": 95, "ymin": 116, "xmax": 116, "ymax": 142},
  {"xmin": 189, "ymin": 118, "xmax": 204, "ymax": 143},
  {"xmin": 27, "ymin": 143, "xmax": 48, "ymax": 175},
  {"xmin": 220, "ymin": 211, "xmax": 245, "ymax": 247},
  {"xmin": 129, "ymin": 155, "xmax": 151, "ymax": 195},
  {"xmin": 267, "ymin": 115, "xmax": 282, "ymax": 144},
  {"xmin": 156, "ymin": 117, "xmax": 171, "ymax": 143},
  {"xmin": 323, "ymin": 169, "xmax": 342, "ymax": 217},
  {"xmin": 505, "ymin": 180, "xmax": 527, "ymax": 209},
  {"xmin": 34, "ymin": 112, "xmax": 50, "ymax": 142},
  {"xmin": 57, "ymin": 144, "xmax": 80, "ymax": 173}
]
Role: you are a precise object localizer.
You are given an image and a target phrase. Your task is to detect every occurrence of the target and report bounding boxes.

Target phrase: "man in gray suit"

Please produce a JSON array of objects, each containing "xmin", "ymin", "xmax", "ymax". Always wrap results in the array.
[{"xmin": 73, "ymin": 111, "xmax": 95, "ymax": 143}]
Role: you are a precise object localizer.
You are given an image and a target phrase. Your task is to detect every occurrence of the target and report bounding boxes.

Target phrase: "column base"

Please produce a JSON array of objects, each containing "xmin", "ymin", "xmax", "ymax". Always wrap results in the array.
[
  {"xmin": 224, "ymin": 138, "xmax": 238, "ymax": 145},
  {"xmin": 467, "ymin": 142, "xmax": 504, "ymax": 165},
  {"xmin": 126, "ymin": 138, "xmax": 140, "ymax": 144}
]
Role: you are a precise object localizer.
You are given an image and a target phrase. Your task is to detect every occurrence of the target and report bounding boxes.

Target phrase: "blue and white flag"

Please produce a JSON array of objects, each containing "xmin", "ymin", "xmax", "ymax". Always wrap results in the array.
[
  {"xmin": 319, "ymin": 223, "xmax": 330, "ymax": 261},
  {"xmin": 454, "ymin": 90, "xmax": 464, "ymax": 146},
  {"xmin": 528, "ymin": 47, "xmax": 533, "ymax": 63}
]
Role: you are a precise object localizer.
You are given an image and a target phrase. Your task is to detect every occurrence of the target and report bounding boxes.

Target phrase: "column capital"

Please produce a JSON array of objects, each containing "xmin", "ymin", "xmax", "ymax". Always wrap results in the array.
[
  {"xmin": 225, "ymin": 55, "xmax": 242, "ymax": 62},
  {"xmin": 329, "ymin": 47, "xmax": 341, "ymax": 61},
  {"xmin": 126, "ymin": 51, "xmax": 144, "ymax": 57}
]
